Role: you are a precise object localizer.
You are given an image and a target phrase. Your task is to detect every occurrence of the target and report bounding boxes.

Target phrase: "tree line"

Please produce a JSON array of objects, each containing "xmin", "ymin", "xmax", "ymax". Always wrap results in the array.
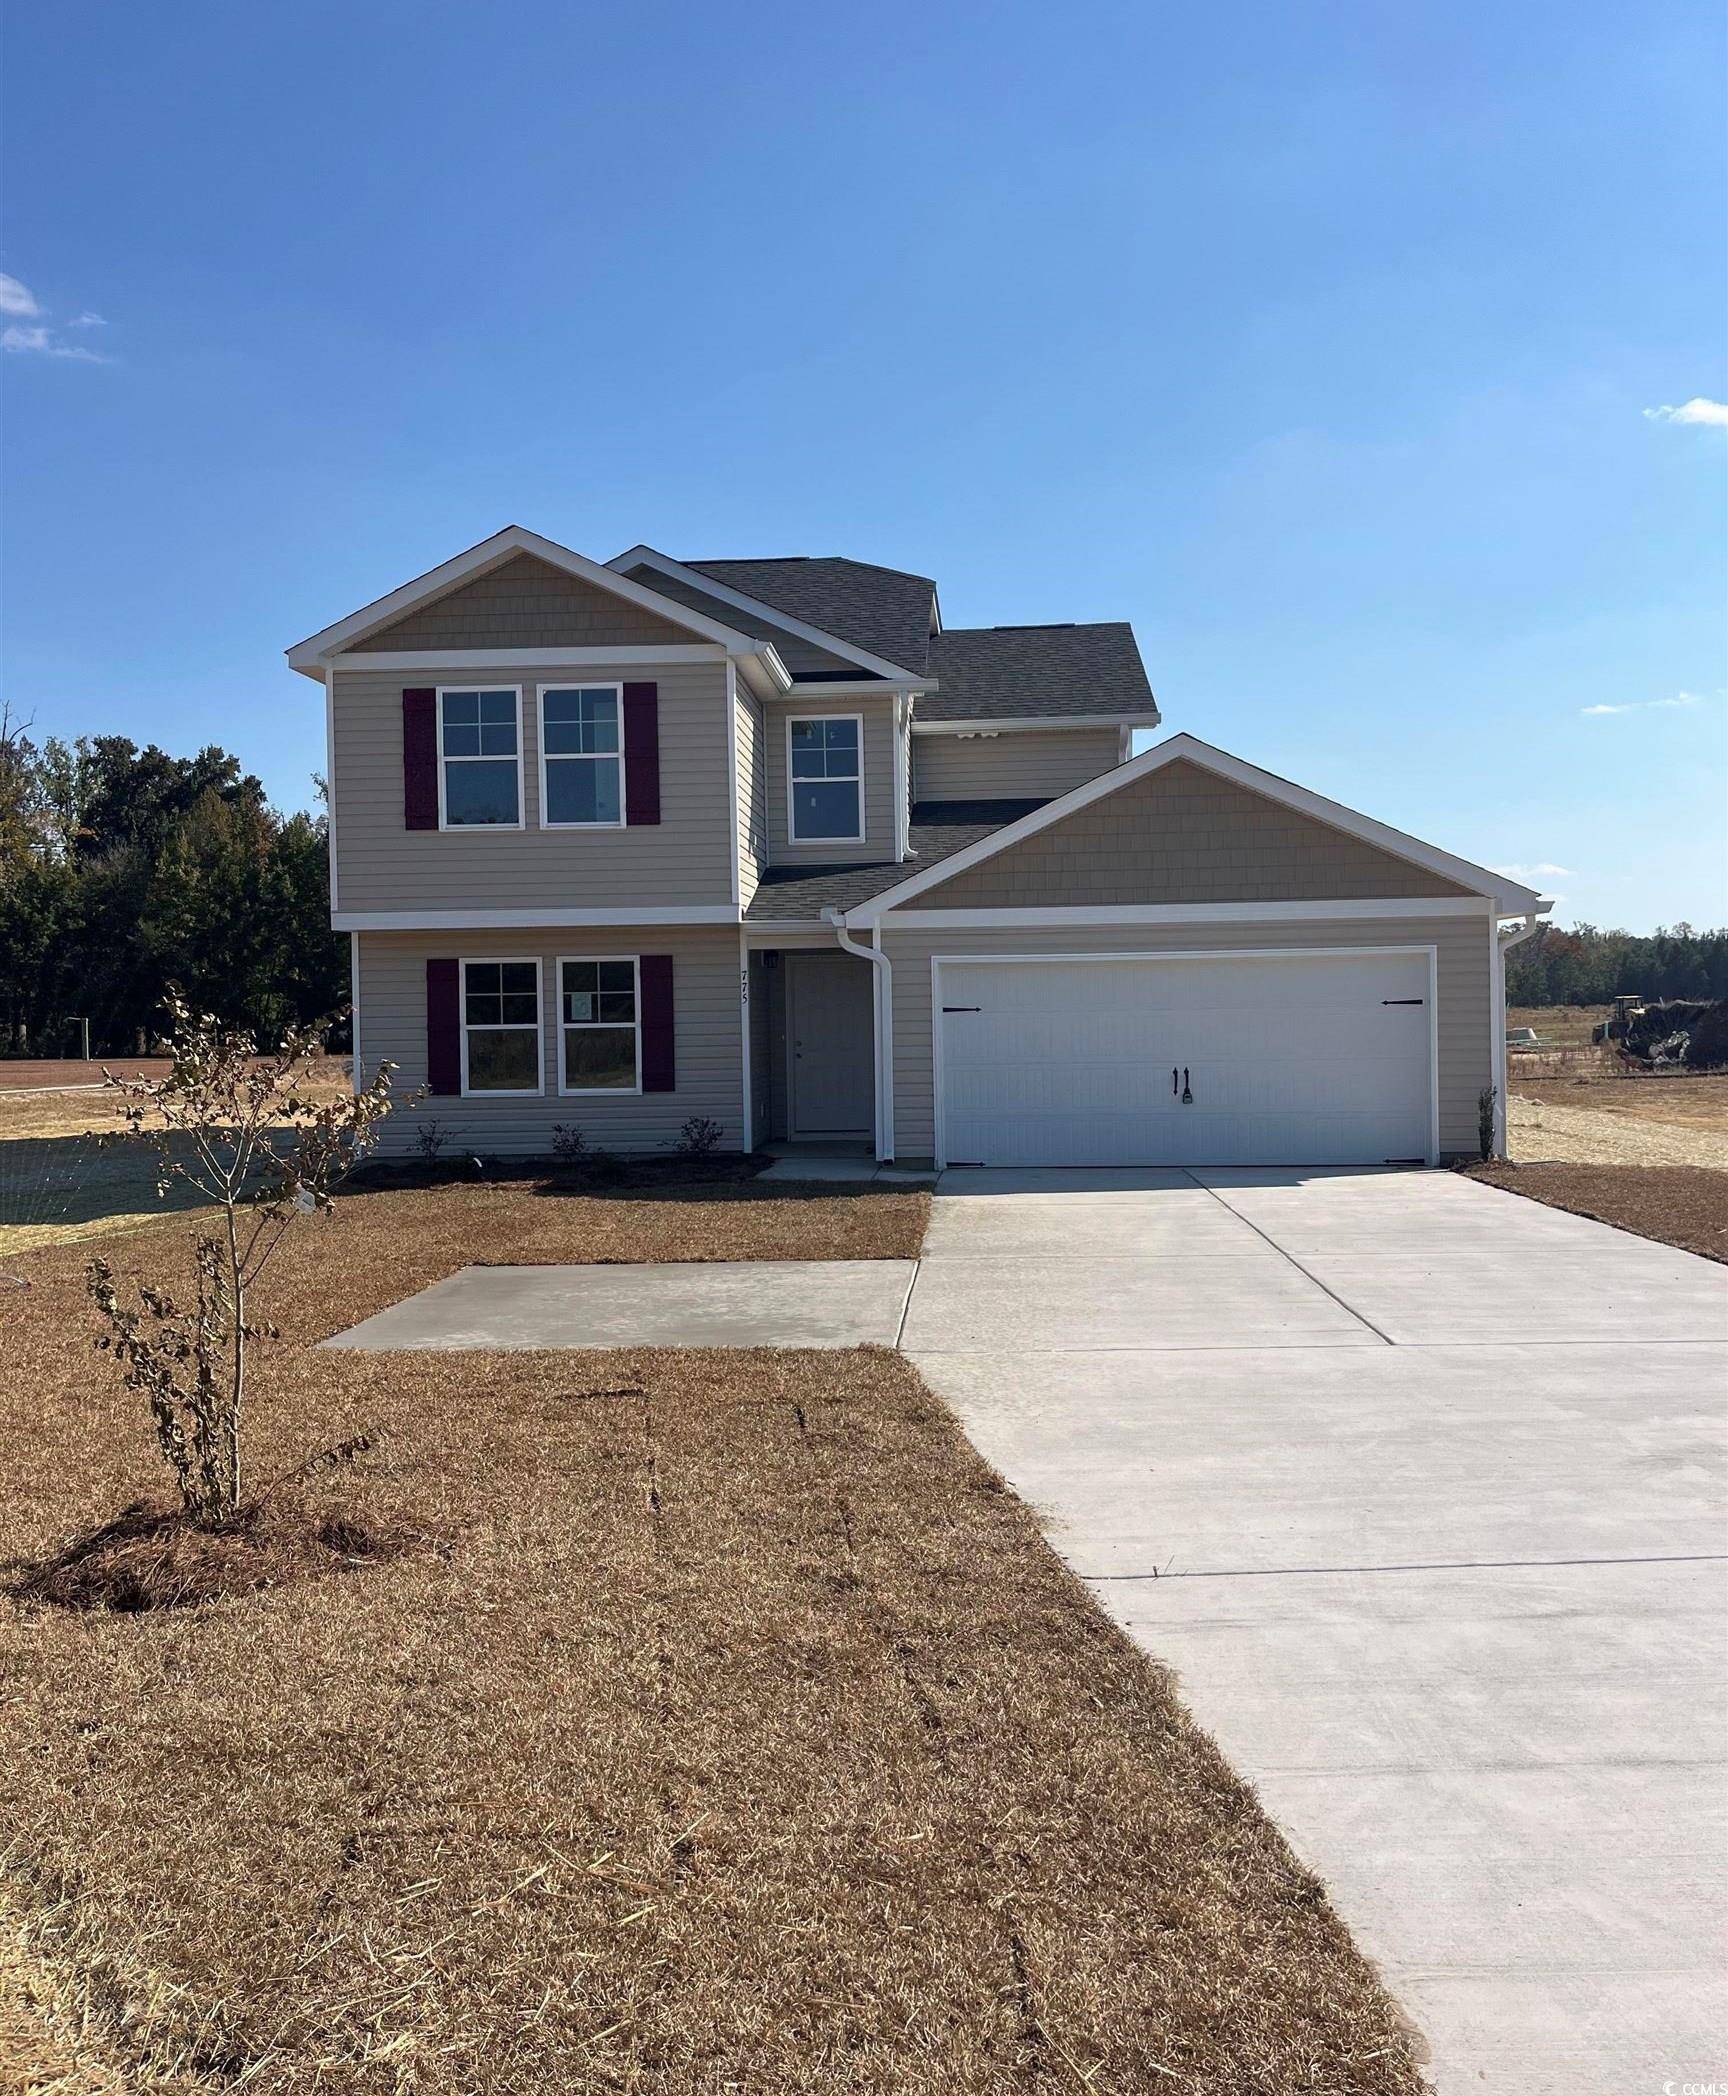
[
  {"xmin": 0, "ymin": 714, "xmax": 346, "ymax": 1058},
  {"xmin": 1506, "ymin": 922, "xmax": 1728, "ymax": 1008}
]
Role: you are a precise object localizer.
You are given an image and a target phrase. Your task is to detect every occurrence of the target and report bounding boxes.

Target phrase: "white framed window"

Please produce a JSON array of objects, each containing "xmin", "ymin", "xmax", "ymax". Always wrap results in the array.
[
  {"xmin": 558, "ymin": 956, "xmax": 641, "ymax": 1093},
  {"xmin": 539, "ymin": 685, "xmax": 625, "ymax": 829},
  {"xmin": 460, "ymin": 957, "xmax": 542, "ymax": 1094},
  {"xmin": 439, "ymin": 688, "xmax": 523, "ymax": 829},
  {"xmin": 787, "ymin": 714, "xmax": 864, "ymax": 843}
]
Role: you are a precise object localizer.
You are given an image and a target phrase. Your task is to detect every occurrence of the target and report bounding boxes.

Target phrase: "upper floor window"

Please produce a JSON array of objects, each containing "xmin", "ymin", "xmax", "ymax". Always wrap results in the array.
[
  {"xmin": 440, "ymin": 689, "xmax": 522, "ymax": 828},
  {"xmin": 788, "ymin": 715, "xmax": 863, "ymax": 842},
  {"xmin": 540, "ymin": 686, "xmax": 623, "ymax": 828}
]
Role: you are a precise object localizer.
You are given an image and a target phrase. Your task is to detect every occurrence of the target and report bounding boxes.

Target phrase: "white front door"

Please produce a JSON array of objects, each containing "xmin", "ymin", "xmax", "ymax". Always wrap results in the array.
[
  {"xmin": 788, "ymin": 952, "xmax": 876, "ymax": 1137},
  {"xmin": 936, "ymin": 950, "xmax": 1436, "ymax": 1168}
]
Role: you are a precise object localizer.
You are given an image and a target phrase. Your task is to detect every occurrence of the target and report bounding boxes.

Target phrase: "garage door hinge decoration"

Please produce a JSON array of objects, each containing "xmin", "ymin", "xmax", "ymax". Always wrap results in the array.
[{"xmin": 1382, "ymin": 997, "xmax": 1425, "ymax": 1005}]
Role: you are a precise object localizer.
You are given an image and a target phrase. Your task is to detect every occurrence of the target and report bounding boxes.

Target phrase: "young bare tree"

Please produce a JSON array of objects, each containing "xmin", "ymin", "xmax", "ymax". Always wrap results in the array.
[{"xmin": 86, "ymin": 993, "xmax": 400, "ymax": 1521}]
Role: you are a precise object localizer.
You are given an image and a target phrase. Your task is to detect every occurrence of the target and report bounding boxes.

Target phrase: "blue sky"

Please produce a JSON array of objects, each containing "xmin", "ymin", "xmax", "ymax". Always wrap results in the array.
[{"xmin": 3, "ymin": 0, "xmax": 1723, "ymax": 930}]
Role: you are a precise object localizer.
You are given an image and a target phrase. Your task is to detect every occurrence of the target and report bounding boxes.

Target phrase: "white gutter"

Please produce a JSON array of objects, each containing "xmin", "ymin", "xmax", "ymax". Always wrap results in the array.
[
  {"xmin": 823, "ymin": 908, "xmax": 894, "ymax": 1161},
  {"xmin": 1492, "ymin": 904, "xmax": 1551, "ymax": 1159}
]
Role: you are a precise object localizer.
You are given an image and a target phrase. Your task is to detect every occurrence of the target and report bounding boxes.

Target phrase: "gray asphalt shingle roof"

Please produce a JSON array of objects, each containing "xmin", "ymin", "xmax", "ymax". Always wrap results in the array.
[
  {"xmin": 687, "ymin": 557, "xmax": 937, "ymax": 674},
  {"xmin": 919, "ymin": 623, "xmax": 1155, "ymax": 722},
  {"xmin": 620, "ymin": 549, "xmax": 1157, "ymax": 724},
  {"xmin": 743, "ymin": 801, "xmax": 1050, "ymax": 920}
]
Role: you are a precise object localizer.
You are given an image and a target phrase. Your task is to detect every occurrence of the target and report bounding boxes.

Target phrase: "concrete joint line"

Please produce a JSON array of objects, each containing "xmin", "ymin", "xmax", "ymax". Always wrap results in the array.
[
  {"xmin": 1179, "ymin": 1171, "xmax": 1397, "ymax": 1345},
  {"xmin": 1083, "ymin": 1550, "xmax": 1728, "ymax": 1583}
]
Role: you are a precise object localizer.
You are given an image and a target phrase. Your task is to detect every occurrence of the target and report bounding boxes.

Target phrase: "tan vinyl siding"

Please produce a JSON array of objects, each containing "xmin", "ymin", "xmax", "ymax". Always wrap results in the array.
[
  {"xmin": 331, "ymin": 658, "xmax": 733, "ymax": 912},
  {"xmin": 881, "ymin": 915, "xmax": 1493, "ymax": 1162},
  {"xmin": 764, "ymin": 694, "xmax": 898, "ymax": 867},
  {"xmin": 735, "ymin": 683, "xmax": 765, "ymax": 907},
  {"xmin": 912, "ymin": 728, "xmax": 1121, "ymax": 803},
  {"xmin": 351, "ymin": 553, "xmax": 706, "ymax": 651},
  {"xmin": 357, "ymin": 927, "xmax": 743, "ymax": 1156}
]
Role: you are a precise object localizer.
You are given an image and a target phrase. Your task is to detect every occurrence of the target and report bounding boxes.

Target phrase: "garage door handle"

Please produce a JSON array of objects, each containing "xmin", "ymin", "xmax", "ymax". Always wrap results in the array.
[
  {"xmin": 1182, "ymin": 1066, "xmax": 1192, "ymax": 1104},
  {"xmin": 1171, "ymin": 1066, "xmax": 1178, "ymax": 1095}
]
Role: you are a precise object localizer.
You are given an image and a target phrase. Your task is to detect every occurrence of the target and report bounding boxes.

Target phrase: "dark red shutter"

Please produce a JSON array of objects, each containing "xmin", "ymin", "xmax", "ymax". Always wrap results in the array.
[
  {"xmin": 403, "ymin": 688, "xmax": 438, "ymax": 830},
  {"xmin": 622, "ymin": 682, "xmax": 660, "ymax": 826},
  {"xmin": 426, "ymin": 958, "xmax": 461, "ymax": 1095},
  {"xmin": 639, "ymin": 954, "xmax": 675, "ymax": 1092}
]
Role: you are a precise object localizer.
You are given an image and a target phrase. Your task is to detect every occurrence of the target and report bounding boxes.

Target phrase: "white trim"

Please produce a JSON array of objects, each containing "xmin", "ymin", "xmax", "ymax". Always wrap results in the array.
[
  {"xmin": 334, "ymin": 905, "xmax": 741, "ymax": 931},
  {"xmin": 436, "ymin": 685, "xmax": 525, "ymax": 832},
  {"xmin": 323, "ymin": 667, "xmax": 338, "ymax": 913},
  {"xmin": 848, "ymin": 731, "xmax": 1544, "ymax": 922},
  {"xmin": 777, "ymin": 679, "xmax": 935, "ymax": 700},
  {"xmin": 349, "ymin": 933, "xmax": 361, "ymax": 1092},
  {"xmin": 786, "ymin": 711, "xmax": 866, "ymax": 845},
  {"xmin": 331, "ymin": 644, "xmax": 728, "ymax": 672},
  {"xmin": 555, "ymin": 953, "xmax": 643, "ymax": 1096},
  {"xmin": 608, "ymin": 544, "xmax": 927, "ymax": 683},
  {"xmin": 534, "ymin": 682, "xmax": 626, "ymax": 832},
  {"xmin": 911, "ymin": 712, "xmax": 1160, "ymax": 735},
  {"xmin": 929, "ymin": 946, "xmax": 1441, "ymax": 1170},
  {"xmin": 458, "ymin": 955, "xmax": 544, "ymax": 1099},
  {"xmin": 884, "ymin": 897, "xmax": 1494, "ymax": 930},
  {"xmin": 725, "ymin": 660, "xmax": 741, "ymax": 910},
  {"xmin": 738, "ymin": 929, "xmax": 754, "ymax": 1152},
  {"xmin": 287, "ymin": 525, "xmax": 763, "ymax": 670},
  {"xmin": 891, "ymin": 694, "xmax": 910, "ymax": 862}
]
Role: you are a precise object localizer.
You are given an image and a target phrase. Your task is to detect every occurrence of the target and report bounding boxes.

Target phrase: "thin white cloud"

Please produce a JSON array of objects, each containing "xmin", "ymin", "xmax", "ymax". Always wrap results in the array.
[
  {"xmin": 0, "ymin": 272, "xmax": 113, "ymax": 360},
  {"xmin": 1643, "ymin": 397, "xmax": 1728, "ymax": 428},
  {"xmin": 1496, "ymin": 862, "xmax": 1573, "ymax": 881},
  {"xmin": 1581, "ymin": 691, "xmax": 1704, "ymax": 717}
]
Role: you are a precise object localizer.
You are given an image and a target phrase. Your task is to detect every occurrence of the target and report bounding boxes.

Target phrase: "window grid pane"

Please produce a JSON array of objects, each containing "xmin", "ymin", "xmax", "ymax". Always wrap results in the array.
[{"xmin": 560, "ymin": 960, "xmax": 638, "ymax": 1089}]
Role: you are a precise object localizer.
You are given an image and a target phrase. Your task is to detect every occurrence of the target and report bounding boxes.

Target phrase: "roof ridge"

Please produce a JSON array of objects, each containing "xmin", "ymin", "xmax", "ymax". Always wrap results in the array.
[{"xmin": 690, "ymin": 554, "xmax": 937, "ymax": 587}]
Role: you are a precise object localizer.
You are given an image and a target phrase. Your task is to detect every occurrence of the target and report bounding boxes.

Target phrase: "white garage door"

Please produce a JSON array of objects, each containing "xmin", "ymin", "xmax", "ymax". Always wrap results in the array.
[{"xmin": 935, "ymin": 950, "xmax": 1436, "ymax": 1168}]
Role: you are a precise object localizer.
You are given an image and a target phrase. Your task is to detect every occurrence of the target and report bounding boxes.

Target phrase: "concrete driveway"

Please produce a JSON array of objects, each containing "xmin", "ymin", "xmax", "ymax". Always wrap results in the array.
[{"xmin": 907, "ymin": 1167, "xmax": 1728, "ymax": 2096}]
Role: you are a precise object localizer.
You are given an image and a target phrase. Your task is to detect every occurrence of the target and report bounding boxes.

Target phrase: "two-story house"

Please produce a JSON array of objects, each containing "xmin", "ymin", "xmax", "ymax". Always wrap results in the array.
[{"xmin": 288, "ymin": 526, "xmax": 1549, "ymax": 1168}]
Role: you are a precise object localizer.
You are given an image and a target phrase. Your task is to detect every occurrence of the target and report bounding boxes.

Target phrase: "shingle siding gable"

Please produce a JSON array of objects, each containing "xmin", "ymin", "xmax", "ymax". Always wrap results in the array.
[
  {"xmin": 352, "ymin": 553, "xmax": 705, "ymax": 652},
  {"xmin": 913, "ymin": 760, "xmax": 1473, "ymax": 908}
]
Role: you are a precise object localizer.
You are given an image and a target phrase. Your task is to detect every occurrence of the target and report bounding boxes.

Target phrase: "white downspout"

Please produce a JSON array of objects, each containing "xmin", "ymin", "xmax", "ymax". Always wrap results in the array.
[
  {"xmin": 824, "ymin": 908, "xmax": 894, "ymax": 1161},
  {"xmin": 1493, "ymin": 905, "xmax": 1550, "ymax": 1159}
]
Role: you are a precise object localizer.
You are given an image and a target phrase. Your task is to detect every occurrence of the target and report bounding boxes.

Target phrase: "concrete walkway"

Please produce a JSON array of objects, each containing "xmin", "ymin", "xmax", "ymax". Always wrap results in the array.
[
  {"xmin": 909, "ymin": 1168, "xmax": 1728, "ymax": 2096},
  {"xmin": 322, "ymin": 1258, "xmax": 918, "ymax": 1351}
]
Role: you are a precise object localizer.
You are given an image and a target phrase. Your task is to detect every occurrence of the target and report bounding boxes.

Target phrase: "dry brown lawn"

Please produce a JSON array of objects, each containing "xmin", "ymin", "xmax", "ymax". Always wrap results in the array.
[
  {"xmin": 1465, "ymin": 1161, "xmax": 1728, "ymax": 1263},
  {"xmin": 0, "ymin": 1194, "xmax": 1423, "ymax": 2094}
]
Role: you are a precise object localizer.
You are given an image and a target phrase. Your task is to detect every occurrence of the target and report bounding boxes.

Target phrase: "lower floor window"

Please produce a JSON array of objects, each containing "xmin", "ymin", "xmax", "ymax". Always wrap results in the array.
[
  {"xmin": 462, "ymin": 959, "xmax": 541, "ymax": 1092},
  {"xmin": 560, "ymin": 957, "xmax": 640, "ymax": 1091}
]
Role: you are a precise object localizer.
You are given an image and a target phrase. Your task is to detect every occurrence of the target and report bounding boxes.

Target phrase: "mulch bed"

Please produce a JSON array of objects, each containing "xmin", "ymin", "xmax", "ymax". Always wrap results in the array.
[{"xmin": 1465, "ymin": 1161, "xmax": 1728, "ymax": 1263}]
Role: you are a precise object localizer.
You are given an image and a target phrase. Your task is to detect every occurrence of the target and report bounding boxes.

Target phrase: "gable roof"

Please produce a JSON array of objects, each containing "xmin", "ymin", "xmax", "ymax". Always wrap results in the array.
[
  {"xmin": 286, "ymin": 525, "xmax": 769, "ymax": 673},
  {"xmin": 744, "ymin": 801, "xmax": 1049, "ymax": 921},
  {"xmin": 843, "ymin": 732, "xmax": 1549, "ymax": 922},
  {"xmin": 687, "ymin": 557, "xmax": 938, "ymax": 674},
  {"xmin": 609, "ymin": 546, "xmax": 932, "ymax": 683},
  {"xmin": 920, "ymin": 623, "xmax": 1157, "ymax": 724}
]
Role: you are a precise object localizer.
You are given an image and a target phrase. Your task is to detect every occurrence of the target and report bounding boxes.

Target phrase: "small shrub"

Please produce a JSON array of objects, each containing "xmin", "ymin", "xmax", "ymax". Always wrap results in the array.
[
  {"xmin": 1477, "ymin": 1085, "xmax": 1498, "ymax": 1162},
  {"xmin": 550, "ymin": 1123, "xmax": 588, "ymax": 1164},
  {"xmin": 675, "ymin": 1116, "xmax": 725, "ymax": 1159},
  {"xmin": 414, "ymin": 1118, "xmax": 448, "ymax": 1164},
  {"xmin": 87, "ymin": 993, "xmax": 401, "ymax": 1524}
]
